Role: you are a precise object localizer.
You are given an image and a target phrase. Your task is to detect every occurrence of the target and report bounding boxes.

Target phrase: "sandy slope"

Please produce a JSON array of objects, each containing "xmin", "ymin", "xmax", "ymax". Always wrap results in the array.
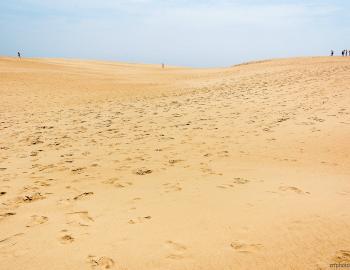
[{"xmin": 0, "ymin": 56, "xmax": 350, "ymax": 270}]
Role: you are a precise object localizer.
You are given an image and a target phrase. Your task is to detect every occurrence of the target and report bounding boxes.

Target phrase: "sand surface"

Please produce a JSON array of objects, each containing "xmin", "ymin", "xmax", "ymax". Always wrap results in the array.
[{"xmin": 0, "ymin": 56, "xmax": 350, "ymax": 269}]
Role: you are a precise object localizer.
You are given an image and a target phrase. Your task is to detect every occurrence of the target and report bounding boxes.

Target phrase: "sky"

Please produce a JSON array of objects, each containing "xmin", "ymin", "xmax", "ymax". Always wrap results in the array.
[{"xmin": 0, "ymin": 0, "xmax": 349, "ymax": 67}]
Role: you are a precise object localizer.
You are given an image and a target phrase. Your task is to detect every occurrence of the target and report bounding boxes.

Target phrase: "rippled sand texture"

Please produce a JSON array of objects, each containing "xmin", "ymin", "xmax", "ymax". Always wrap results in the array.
[{"xmin": 1, "ymin": 57, "xmax": 350, "ymax": 270}]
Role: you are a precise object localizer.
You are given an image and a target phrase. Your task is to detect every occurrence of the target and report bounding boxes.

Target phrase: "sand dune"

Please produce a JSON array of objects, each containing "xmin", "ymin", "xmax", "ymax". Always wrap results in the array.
[{"xmin": 0, "ymin": 56, "xmax": 350, "ymax": 269}]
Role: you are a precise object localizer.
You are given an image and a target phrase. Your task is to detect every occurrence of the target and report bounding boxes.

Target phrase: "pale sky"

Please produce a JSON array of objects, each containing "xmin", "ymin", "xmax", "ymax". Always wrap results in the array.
[{"xmin": 1, "ymin": 0, "xmax": 349, "ymax": 67}]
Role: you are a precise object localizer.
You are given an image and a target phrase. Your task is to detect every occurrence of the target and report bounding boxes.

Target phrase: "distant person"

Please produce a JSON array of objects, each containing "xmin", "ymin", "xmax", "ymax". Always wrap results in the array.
[
  {"xmin": 342, "ymin": 50, "xmax": 344, "ymax": 56},
  {"xmin": 162, "ymin": 63, "xmax": 165, "ymax": 69},
  {"xmin": 346, "ymin": 50, "xmax": 349, "ymax": 56},
  {"xmin": 331, "ymin": 50, "xmax": 334, "ymax": 56},
  {"xmin": 17, "ymin": 52, "xmax": 21, "ymax": 59}
]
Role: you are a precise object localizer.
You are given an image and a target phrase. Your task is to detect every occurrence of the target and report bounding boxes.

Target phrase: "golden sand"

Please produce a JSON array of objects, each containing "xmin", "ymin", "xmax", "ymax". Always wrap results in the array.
[{"xmin": 0, "ymin": 56, "xmax": 350, "ymax": 269}]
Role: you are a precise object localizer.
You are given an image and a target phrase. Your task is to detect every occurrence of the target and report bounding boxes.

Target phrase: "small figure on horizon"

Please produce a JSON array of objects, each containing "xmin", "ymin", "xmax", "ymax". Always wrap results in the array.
[
  {"xmin": 342, "ymin": 50, "xmax": 345, "ymax": 56},
  {"xmin": 331, "ymin": 50, "xmax": 334, "ymax": 56},
  {"xmin": 346, "ymin": 50, "xmax": 349, "ymax": 57},
  {"xmin": 162, "ymin": 63, "xmax": 165, "ymax": 69},
  {"xmin": 17, "ymin": 52, "xmax": 21, "ymax": 59}
]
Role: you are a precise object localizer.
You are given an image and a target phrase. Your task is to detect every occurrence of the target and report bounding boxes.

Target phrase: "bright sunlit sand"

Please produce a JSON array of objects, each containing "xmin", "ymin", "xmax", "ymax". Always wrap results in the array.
[{"xmin": 0, "ymin": 56, "xmax": 350, "ymax": 270}]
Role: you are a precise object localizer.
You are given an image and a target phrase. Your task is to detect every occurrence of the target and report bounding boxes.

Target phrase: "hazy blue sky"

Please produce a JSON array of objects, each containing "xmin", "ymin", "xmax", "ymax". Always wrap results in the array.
[{"xmin": 1, "ymin": 0, "xmax": 349, "ymax": 67}]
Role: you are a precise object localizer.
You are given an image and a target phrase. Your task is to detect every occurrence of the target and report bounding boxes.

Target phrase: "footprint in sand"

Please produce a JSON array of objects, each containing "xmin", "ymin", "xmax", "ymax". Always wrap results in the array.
[
  {"xmin": 163, "ymin": 182, "xmax": 182, "ymax": 193},
  {"xmin": 0, "ymin": 212, "xmax": 16, "ymax": 221},
  {"xmin": 233, "ymin": 177, "xmax": 250, "ymax": 185},
  {"xmin": 73, "ymin": 192, "xmax": 94, "ymax": 200},
  {"xmin": 230, "ymin": 240, "xmax": 263, "ymax": 253},
  {"xmin": 87, "ymin": 255, "xmax": 115, "ymax": 269},
  {"xmin": 26, "ymin": 215, "xmax": 48, "ymax": 227},
  {"xmin": 66, "ymin": 211, "xmax": 94, "ymax": 226},
  {"xmin": 127, "ymin": 197, "xmax": 142, "ymax": 209},
  {"xmin": 217, "ymin": 150, "xmax": 230, "ymax": 157},
  {"xmin": 279, "ymin": 186, "xmax": 309, "ymax": 195},
  {"xmin": 333, "ymin": 250, "xmax": 350, "ymax": 263},
  {"xmin": 165, "ymin": 240, "xmax": 188, "ymax": 260},
  {"xmin": 60, "ymin": 234, "xmax": 74, "ymax": 244},
  {"xmin": 103, "ymin": 178, "xmax": 133, "ymax": 188},
  {"xmin": 133, "ymin": 168, "xmax": 153, "ymax": 175},
  {"xmin": 35, "ymin": 180, "xmax": 51, "ymax": 187},
  {"xmin": 128, "ymin": 216, "xmax": 152, "ymax": 224},
  {"xmin": 20, "ymin": 192, "xmax": 46, "ymax": 203},
  {"xmin": 168, "ymin": 159, "xmax": 183, "ymax": 165},
  {"xmin": 217, "ymin": 178, "xmax": 250, "ymax": 189},
  {"xmin": 0, "ymin": 233, "xmax": 24, "ymax": 247},
  {"xmin": 217, "ymin": 183, "xmax": 235, "ymax": 189},
  {"xmin": 71, "ymin": 167, "xmax": 86, "ymax": 174}
]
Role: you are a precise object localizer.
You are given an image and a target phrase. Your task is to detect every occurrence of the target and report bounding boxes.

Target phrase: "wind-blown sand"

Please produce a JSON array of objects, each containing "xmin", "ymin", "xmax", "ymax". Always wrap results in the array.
[{"xmin": 0, "ymin": 56, "xmax": 349, "ymax": 269}]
